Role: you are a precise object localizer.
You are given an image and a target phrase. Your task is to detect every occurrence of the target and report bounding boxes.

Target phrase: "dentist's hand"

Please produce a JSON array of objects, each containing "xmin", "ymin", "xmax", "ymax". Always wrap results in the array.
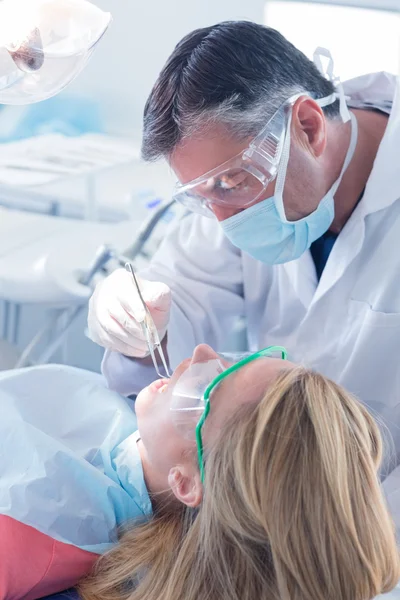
[{"xmin": 87, "ymin": 268, "xmax": 171, "ymax": 358}]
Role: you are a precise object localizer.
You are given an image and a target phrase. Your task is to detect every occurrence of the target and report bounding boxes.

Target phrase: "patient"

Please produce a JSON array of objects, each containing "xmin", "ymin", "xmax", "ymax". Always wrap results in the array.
[
  {"xmin": 0, "ymin": 345, "xmax": 399, "ymax": 600},
  {"xmin": 79, "ymin": 345, "xmax": 400, "ymax": 600}
]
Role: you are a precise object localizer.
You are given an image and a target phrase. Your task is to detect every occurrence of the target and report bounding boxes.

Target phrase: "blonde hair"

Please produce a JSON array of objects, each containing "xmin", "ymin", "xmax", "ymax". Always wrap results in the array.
[{"xmin": 79, "ymin": 368, "xmax": 400, "ymax": 600}]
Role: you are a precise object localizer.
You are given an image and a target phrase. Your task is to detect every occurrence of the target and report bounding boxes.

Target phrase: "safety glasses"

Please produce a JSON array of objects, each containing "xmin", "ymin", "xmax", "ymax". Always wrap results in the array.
[
  {"xmin": 172, "ymin": 88, "xmax": 340, "ymax": 218},
  {"xmin": 169, "ymin": 348, "xmax": 285, "ymax": 438},
  {"xmin": 169, "ymin": 346, "xmax": 287, "ymax": 483},
  {"xmin": 172, "ymin": 95, "xmax": 301, "ymax": 217}
]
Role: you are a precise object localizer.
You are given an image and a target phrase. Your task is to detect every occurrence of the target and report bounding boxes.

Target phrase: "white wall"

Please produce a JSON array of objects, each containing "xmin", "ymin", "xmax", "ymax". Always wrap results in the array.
[
  {"xmin": 67, "ymin": 0, "xmax": 266, "ymax": 139},
  {"xmin": 65, "ymin": 0, "xmax": 400, "ymax": 138},
  {"xmin": 265, "ymin": 2, "xmax": 400, "ymax": 80},
  {"xmin": 288, "ymin": 0, "xmax": 400, "ymax": 8}
]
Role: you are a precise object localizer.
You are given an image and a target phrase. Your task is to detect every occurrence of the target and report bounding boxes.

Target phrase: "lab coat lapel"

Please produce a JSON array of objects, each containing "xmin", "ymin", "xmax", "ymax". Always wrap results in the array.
[
  {"xmin": 299, "ymin": 74, "xmax": 400, "ymax": 306},
  {"xmin": 360, "ymin": 76, "xmax": 400, "ymax": 216},
  {"xmin": 311, "ymin": 202, "xmax": 366, "ymax": 304},
  {"xmin": 282, "ymin": 250, "xmax": 317, "ymax": 309},
  {"xmin": 313, "ymin": 75, "xmax": 400, "ymax": 303}
]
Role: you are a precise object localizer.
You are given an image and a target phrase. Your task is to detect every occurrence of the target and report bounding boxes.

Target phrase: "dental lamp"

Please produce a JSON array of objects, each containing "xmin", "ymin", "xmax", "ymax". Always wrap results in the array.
[{"xmin": 0, "ymin": 0, "xmax": 111, "ymax": 104}]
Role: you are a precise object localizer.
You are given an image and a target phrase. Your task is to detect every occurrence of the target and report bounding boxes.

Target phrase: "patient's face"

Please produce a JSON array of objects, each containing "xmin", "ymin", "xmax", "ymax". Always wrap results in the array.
[{"xmin": 135, "ymin": 344, "xmax": 293, "ymax": 478}]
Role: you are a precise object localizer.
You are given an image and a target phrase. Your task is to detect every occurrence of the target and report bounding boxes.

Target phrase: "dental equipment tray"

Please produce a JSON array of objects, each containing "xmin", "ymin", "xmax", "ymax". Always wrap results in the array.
[{"xmin": 0, "ymin": 134, "xmax": 139, "ymax": 187}]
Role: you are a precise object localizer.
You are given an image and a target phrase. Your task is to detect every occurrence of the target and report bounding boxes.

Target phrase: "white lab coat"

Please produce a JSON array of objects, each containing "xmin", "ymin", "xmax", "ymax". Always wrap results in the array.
[{"xmin": 103, "ymin": 72, "xmax": 400, "ymax": 528}]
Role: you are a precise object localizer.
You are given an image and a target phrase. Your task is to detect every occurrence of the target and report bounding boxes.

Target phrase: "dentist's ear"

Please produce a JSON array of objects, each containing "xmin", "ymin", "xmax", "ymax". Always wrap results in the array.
[
  {"xmin": 292, "ymin": 96, "xmax": 327, "ymax": 158},
  {"xmin": 168, "ymin": 466, "xmax": 203, "ymax": 507}
]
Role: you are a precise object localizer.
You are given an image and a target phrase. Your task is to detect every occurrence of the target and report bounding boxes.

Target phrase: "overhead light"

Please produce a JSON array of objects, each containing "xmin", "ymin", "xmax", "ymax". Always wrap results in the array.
[{"xmin": 0, "ymin": 0, "xmax": 111, "ymax": 104}]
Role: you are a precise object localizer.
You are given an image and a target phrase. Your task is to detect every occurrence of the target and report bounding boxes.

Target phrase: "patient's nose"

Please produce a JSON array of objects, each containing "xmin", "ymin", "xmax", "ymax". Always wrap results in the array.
[{"xmin": 191, "ymin": 344, "xmax": 218, "ymax": 365}]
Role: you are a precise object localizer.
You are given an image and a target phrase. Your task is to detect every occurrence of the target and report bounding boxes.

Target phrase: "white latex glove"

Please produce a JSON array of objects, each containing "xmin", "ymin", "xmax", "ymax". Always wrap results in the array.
[{"xmin": 87, "ymin": 268, "xmax": 171, "ymax": 358}]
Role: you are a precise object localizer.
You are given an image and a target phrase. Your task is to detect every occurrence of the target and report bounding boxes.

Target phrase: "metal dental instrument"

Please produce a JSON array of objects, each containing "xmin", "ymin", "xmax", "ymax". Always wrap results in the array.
[{"xmin": 125, "ymin": 262, "xmax": 171, "ymax": 379}]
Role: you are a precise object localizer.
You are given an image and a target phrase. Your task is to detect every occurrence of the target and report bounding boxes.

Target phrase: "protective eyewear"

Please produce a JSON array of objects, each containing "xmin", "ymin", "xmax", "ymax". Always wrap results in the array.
[
  {"xmin": 0, "ymin": 0, "xmax": 111, "ymax": 105},
  {"xmin": 169, "ymin": 346, "xmax": 287, "ymax": 482},
  {"xmin": 172, "ymin": 89, "xmax": 341, "ymax": 218},
  {"xmin": 172, "ymin": 94, "xmax": 303, "ymax": 218}
]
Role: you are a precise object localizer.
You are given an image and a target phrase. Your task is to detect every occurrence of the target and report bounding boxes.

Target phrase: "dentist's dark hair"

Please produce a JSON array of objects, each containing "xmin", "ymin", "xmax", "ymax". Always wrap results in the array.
[{"xmin": 141, "ymin": 21, "xmax": 340, "ymax": 161}]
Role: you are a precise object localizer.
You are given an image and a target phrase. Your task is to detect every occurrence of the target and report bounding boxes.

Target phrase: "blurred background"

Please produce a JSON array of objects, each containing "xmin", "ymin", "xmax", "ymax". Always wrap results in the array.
[
  {"xmin": 0, "ymin": 0, "xmax": 399, "ymax": 372},
  {"xmin": 59, "ymin": 0, "xmax": 400, "ymax": 138}
]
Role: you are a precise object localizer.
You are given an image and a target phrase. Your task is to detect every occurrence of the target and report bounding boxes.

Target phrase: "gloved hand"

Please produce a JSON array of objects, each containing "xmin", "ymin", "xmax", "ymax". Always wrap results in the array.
[{"xmin": 87, "ymin": 268, "xmax": 171, "ymax": 358}]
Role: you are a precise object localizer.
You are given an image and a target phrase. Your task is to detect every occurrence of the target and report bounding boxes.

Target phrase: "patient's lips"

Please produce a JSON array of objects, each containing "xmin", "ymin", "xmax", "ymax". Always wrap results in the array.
[{"xmin": 149, "ymin": 378, "xmax": 169, "ymax": 393}]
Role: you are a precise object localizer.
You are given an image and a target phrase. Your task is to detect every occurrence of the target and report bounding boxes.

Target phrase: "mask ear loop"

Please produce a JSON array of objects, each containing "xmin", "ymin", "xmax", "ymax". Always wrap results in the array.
[
  {"xmin": 273, "ymin": 110, "xmax": 293, "ymax": 223},
  {"xmin": 273, "ymin": 96, "xmax": 356, "ymax": 224},
  {"xmin": 313, "ymin": 46, "xmax": 351, "ymax": 123}
]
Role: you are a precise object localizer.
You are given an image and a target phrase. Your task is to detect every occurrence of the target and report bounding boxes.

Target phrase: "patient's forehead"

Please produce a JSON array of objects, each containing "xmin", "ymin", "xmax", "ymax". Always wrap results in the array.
[{"xmin": 206, "ymin": 357, "xmax": 295, "ymax": 433}]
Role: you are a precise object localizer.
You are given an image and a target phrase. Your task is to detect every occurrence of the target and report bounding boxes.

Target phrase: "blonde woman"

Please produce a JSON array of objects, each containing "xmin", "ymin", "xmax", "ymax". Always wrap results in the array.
[{"xmin": 79, "ymin": 344, "xmax": 400, "ymax": 600}]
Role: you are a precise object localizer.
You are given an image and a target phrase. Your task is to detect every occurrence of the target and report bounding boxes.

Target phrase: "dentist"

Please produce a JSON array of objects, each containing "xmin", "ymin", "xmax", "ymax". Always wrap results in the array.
[{"xmin": 88, "ymin": 22, "xmax": 400, "ymax": 464}]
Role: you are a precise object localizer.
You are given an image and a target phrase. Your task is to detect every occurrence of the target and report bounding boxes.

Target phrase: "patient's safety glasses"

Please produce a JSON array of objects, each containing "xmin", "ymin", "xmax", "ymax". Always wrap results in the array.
[{"xmin": 169, "ymin": 346, "xmax": 287, "ymax": 482}]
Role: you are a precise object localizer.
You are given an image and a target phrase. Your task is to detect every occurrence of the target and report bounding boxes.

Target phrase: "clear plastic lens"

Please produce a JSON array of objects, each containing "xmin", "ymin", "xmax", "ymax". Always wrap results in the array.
[
  {"xmin": 170, "ymin": 359, "xmax": 225, "ymax": 438},
  {"xmin": 170, "ymin": 350, "xmax": 286, "ymax": 438},
  {"xmin": 195, "ymin": 168, "xmax": 264, "ymax": 204},
  {"xmin": 174, "ymin": 168, "xmax": 264, "ymax": 217},
  {"xmin": 218, "ymin": 351, "xmax": 253, "ymax": 363},
  {"xmin": 220, "ymin": 349, "xmax": 284, "ymax": 361},
  {"xmin": 172, "ymin": 98, "xmax": 297, "ymax": 216},
  {"xmin": 0, "ymin": 0, "xmax": 111, "ymax": 104},
  {"xmin": 174, "ymin": 190, "xmax": 214, "ymax": 218}
]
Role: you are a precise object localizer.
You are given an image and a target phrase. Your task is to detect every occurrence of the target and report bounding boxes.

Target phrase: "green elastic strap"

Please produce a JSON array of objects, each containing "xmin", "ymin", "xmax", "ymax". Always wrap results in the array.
[{"xmin": 195, "ymin": 345, "xmax": 287, "ymax": 483}]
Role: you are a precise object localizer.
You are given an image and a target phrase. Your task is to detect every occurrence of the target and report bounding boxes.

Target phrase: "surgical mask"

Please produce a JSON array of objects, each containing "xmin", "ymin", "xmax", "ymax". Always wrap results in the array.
[
  {"xmin": 173, "ymin": 47, "xmax": 355, "ymax": 264},
  {"xmin": 221, "ymin": 111, "xmax": 358, "ymax": 264}
]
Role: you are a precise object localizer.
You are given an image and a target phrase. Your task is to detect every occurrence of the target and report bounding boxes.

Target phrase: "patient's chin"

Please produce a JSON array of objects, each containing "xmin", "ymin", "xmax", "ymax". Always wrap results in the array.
[{"xmin": 135, "ymin": 382, "xmax": 162, "ymax": 420}]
